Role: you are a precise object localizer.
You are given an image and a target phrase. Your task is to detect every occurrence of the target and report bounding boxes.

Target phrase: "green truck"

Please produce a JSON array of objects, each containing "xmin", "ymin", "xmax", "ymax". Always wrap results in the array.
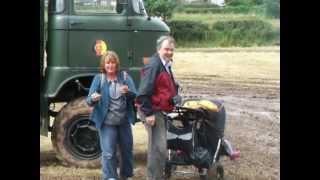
[{"xmin": 40, "ymin": 0, "xmax": 169, "ymax": 168}]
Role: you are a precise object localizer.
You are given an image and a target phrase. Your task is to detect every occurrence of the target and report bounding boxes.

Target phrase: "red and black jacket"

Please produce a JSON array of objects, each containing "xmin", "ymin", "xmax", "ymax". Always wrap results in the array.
[{"xmin": 136, "ymin": 53, "xmax": 178, "ymax": 117}]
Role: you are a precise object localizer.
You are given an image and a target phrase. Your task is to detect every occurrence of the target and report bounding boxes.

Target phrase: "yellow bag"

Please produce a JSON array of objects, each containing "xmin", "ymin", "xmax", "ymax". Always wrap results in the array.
[{"xmin": 183, "ymin": 99, "xmax": 219, "ymax": 112}]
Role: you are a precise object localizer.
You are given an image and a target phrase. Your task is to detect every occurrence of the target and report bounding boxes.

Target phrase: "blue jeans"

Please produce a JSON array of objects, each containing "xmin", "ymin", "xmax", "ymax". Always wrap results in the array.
[{"xmin": 99, "ymin": 123, "xmax": 133, "ymax": 180}]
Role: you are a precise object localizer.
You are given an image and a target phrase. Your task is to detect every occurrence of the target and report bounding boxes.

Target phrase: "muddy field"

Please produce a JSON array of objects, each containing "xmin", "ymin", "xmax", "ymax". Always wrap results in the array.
[{"xmin": 40, "ymin": 47, "xmax": 280, "ymax": 180}]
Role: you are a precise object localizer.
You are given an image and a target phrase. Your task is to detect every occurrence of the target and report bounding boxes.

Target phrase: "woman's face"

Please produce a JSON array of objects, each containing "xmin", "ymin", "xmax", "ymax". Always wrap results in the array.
[{"xmin": 105, "ymin": 59, "xmax": 117, "ymax": 75}]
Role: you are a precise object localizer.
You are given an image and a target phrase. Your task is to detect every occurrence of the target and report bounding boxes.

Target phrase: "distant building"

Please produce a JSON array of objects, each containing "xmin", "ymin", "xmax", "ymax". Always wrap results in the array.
[
  {"xmin": 184, "ymin": 0, "xmax": 225, "ymax": 6},
  {"xmin": 184, "ymin": 0, "xmax": 201, "ymax": 3},
  {"xmin": 210, "ymin": 0, "xmax": 225, "ymax": 6}
]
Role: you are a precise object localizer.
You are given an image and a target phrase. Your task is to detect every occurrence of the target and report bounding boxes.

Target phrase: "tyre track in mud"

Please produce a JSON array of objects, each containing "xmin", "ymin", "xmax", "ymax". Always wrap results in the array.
[
  {"xmin": 177, "ymin": 75, "xmax": 279, "ymax": 99},
  {"xmin": 41, "ymin": 75, "xmax": 280, "ymax": 180}
]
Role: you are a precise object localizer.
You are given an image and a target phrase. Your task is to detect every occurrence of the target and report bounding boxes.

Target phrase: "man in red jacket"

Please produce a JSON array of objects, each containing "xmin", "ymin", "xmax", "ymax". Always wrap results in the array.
[{"xmin": 137, "ymin": 35, "xmax": 179, "ymax": 180}]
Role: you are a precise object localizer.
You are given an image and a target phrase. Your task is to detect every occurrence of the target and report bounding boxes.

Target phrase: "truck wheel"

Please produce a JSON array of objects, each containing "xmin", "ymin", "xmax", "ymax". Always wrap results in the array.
[{"xmin": 51, "ymin": 97, "xmax": 101, "ymax": 168}]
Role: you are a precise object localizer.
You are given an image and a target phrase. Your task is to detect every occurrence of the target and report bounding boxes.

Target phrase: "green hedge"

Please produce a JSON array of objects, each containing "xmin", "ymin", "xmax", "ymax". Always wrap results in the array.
[
  {"xmin": 225, "ymin": 0, "xmax": 264, "ymax": 6},
  {"xmin": 182, "ymin": 3, "xmax": 221, "ymax": 9},
  {"xmin": 183, "ymin": 5, "xmax": 264, "ymax": 14},
  {"xmin": 168, "ymin": 19, "xmax": 279, "ymax": 47},
  {"xmin": 210, "ymin": 19, "xmax": 278, "ymax": 46},
  {"xmin": 167, "ymin": 20, "xmax": 210, "ymax": 42},
  {"xmin": 225, "ymin": 0, "xmax": 255, "ymax": 6}
]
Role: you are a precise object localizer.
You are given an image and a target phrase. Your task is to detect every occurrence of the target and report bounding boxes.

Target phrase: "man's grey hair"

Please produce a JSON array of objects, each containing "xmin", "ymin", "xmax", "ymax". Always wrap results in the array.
[{"xmin": 156, "ymin": 35, "xmax": 176, "ymax": 50}]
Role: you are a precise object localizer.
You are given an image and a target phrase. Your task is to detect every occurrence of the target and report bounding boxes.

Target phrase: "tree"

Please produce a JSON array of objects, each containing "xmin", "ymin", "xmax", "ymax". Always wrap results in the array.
[{"xmin": 144, "ymin": 0, "xmax": 180, "ymax": 22}]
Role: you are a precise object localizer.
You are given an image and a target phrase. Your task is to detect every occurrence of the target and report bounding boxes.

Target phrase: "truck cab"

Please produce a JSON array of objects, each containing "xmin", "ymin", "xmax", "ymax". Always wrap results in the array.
[{"xmin": 40, "ymin": 0, "xmax": 169, "ymax": 168}]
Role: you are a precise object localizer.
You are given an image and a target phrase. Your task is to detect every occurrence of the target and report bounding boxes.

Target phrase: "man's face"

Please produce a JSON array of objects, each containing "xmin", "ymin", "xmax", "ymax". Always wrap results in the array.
[{"xmin": 158, "ymin": 39, "xmax": 175, "ymax": 62}]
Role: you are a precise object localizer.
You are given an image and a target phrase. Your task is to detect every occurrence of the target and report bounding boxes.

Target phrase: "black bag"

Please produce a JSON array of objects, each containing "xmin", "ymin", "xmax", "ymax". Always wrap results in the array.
[
  {"xmin": 189, "ymin": 119, "xmax": 213, "ymax": 168},
  {"xmin": 190, "ymin": 146, "xmax": 212, "ymax": 168}
]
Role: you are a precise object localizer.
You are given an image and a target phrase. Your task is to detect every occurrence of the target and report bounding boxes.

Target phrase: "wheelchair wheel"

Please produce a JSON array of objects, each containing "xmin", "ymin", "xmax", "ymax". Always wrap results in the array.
[
  {"xmin": 216, "ymin": 164, "xmax": 224, "ymax": 179},
  {"xmin": 199, "ymin": 168, "xmax": 208, "ymax": 180},
  {"xmin": 207, "ymin": 163, "xmax": 224, "ymax": 180},
  {"xmin": 200, "ymin": 174, "xmax": 208, "ymax": 180},
  {"xmin": 164, "ymin": 163, "xmax": 172, "ymax": 179}
]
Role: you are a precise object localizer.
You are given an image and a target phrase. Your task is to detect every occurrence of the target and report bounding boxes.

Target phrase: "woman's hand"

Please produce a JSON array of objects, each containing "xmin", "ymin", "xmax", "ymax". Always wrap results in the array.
[
  {"xmin": 120, "ymin": 85, "xmax": 129, "ymax": 94},
  {"xmin": 91, "ymin": 92, "xmax": 101, "ymax": 102}
]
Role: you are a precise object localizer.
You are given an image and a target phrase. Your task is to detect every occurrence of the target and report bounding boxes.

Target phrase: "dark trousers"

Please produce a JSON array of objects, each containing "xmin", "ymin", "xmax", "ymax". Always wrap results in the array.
[{"xmin": 140, "ymin": 111, "xmax": 167, "ymax": 180}]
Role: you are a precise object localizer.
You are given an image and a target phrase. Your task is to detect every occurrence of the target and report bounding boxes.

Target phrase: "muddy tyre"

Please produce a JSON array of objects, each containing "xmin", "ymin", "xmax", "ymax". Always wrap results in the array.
[{"xmin": 51, "ymin": 97, "xmax": 101, "ymax": 168}]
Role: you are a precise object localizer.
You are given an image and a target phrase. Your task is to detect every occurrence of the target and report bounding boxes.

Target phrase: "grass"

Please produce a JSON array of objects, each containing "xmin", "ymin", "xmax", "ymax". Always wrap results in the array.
[{"xmin": 172, "ymin": 47, "xmax": 280, "ymax": 80}]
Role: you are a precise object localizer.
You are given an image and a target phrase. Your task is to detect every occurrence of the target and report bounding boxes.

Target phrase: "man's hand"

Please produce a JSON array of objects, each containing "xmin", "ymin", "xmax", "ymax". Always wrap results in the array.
[{"xmin": 146, "ymin": 115, "xmax": 156, "ymax": 126}]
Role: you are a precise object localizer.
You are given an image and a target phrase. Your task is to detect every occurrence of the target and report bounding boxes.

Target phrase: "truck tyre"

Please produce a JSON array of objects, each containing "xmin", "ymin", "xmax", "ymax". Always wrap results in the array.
[{"xmin": 51, "ymin": 97, "xmax": 101, "ymax": 168}]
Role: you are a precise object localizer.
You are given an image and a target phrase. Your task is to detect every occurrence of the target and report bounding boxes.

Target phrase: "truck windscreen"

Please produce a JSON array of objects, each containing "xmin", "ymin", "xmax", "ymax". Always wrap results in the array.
[
  {"xmin": 48, "ymin": 0, "xmax": 65, "ymax": 14},
  {"xmin": 132, "ymin": 0, "xmax": 146, "ymax": 15}
]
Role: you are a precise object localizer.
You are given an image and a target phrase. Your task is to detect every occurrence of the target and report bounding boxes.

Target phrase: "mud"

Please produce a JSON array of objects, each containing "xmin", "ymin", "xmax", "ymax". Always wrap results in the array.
[{"xmin": 176, "ymin": 74, "xmax": 280, "ymax": 180}]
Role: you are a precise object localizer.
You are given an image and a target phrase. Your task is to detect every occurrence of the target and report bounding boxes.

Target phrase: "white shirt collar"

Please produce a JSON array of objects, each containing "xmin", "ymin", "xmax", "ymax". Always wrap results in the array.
[
  {"xmin": 160, "ymin": 57, "xmax": 172, "ymax": 67},
  {"xmin": 160, "ymin": 57, "xmax": 167, "ymax": 66}
]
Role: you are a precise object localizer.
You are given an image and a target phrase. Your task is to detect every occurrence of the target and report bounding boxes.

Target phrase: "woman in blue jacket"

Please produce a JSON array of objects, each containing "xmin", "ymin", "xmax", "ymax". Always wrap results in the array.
[{"xmin": 86, "ymin": 51, "xmax": 137, "ymax": 180}]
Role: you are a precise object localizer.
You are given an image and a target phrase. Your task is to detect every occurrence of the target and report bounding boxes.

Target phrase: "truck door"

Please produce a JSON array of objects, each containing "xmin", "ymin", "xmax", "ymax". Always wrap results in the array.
[
  {"xmin": 128, "ymin": 0, "xmax": 170, "ymax": 85},
  {"xmin": 68, "ymin": 0, "xmax": 131, "ymax": 69}
]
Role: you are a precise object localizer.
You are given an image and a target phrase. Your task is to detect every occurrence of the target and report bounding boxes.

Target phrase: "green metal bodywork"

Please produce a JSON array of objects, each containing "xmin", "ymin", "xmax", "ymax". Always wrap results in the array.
[
  {"xmin": 41, "ymin": 0, "xmax": 170, "ymax": 135},
  {"xmin": 44, "ymin": 0, "xmax": 169, "ymax": 98}
]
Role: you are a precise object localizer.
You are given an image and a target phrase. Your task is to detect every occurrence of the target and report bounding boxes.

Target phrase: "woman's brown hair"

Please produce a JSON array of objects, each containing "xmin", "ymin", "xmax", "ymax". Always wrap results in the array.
[{"xmin": 99, "ymin": 51, "xmax": 120, "ymax": 74}]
